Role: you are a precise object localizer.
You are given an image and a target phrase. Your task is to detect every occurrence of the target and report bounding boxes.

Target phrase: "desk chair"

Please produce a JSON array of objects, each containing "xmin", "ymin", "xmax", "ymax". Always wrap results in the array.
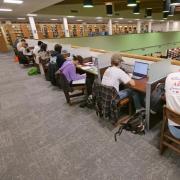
[
  {"xmin": 160, "ymin": 106, "xmax": 180, "ymax": 154},
  {"xmin": 93, "ymin": 80, "xmax": 132, "ymax": 125},
  {"xmin": 59, "ymin": 72, "xmax": 86, "ymax": 105},
  {"xmin": 17, "ymin": 51, "xmax": 29, "ymax": 65}
]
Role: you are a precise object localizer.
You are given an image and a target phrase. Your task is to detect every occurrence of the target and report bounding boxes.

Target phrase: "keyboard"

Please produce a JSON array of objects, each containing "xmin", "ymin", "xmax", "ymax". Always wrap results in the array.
[{"xmin": 132, "ymin": 75, "xmax": 143, "ymax": 80}]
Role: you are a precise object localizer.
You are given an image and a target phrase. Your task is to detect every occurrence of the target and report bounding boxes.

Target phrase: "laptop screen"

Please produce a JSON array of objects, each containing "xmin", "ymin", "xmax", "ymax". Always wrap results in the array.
[{"xmin": 133, "ymin": 62, "xmax": 149, "ymax": 77}]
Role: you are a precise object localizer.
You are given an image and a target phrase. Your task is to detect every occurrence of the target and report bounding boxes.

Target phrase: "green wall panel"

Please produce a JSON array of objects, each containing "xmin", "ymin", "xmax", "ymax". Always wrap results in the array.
[{"xmin": 44, "ymin": 32, "xmax": 180, "ymax": 55}]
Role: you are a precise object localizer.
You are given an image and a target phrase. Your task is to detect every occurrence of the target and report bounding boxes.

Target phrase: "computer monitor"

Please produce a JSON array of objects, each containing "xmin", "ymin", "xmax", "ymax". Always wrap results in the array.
[{"xmin": 133, "ymin": 61, "xmax": 149, "ymax": 77}]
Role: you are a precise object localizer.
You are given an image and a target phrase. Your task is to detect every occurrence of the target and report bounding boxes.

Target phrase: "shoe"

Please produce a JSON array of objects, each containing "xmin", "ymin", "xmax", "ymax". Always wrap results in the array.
[
  {"xmin": 150, "ymin": 109, "xmax": 157, "ymax": 115},
  {"xmin": 79, "ymin": 101, "xmax": 87, "ymax": 108},
  {"xmin": 136, "ymin": 107, "xmax": 145, "ymax": 114}
]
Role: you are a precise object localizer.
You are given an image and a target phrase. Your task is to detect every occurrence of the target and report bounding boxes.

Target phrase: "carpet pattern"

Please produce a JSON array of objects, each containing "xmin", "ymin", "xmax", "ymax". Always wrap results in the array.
[{"xmin": 0, "ymin": 53, "xmax": 179, "ymax": 180}]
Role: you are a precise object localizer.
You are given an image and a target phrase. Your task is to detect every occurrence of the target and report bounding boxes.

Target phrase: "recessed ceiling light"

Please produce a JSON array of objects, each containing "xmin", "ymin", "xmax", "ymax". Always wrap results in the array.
[
  {"xmin": 128, "ymin": 21, "xmax": 133, "ymax": 23},
  {"xmin": 4, "ymin": 0, "xmax": 23, "ymax": 4},
  {"xmin": 17, "ymin": 17, "xmax": 26, "ymax": 20},
  {"xmin": 118, "ymin": 18, "xmax": 124, "ymax": 20},
  {"xmin": 114, "ymin": 21, "xmax": 119, "ymax": 23},
  {"xmin": 76, "ymin": 19, "xmax": 83, "ymax": 22},
  {"xmin": 50, "ymin": 19, "xmax": 58, "ymax": 21},
  {"xmin": 0, "ymin": 8, "xmax": 12, "ymax": 12},
  {"xmin": 97, "ymin": 19, "xmax": 103, "ymax": 22},
  {"xmin": 135, "ymin": 19, "xmax": 140, "ymax": 20},
  {"xmin": 67, "ymin": 16, "xmax": 75, "ymax": 18},
  {"xmin": 160, "ymin": 20, "xmax": 165, "ymax": 22},
  {"xmin": 27, "ymin": 14, "xmax": 37, "ymax": 17}
]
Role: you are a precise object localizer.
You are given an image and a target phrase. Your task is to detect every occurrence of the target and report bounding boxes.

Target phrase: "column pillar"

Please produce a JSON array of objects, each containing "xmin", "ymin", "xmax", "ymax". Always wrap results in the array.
[
  {"xmin": 166, "ymin": 21, "xmax": 170, "ymax": 32},
  {"xmin": 108, "ymin": 19, "xmax": 112, "ymax": 35},
  {"xmin": 28, "ymin": 16, "xmax": 39, "ymax": 39},
  {"xmin": 137, "ymin": 21, "xmax": 141, "ymax": 33},
  {"xmin": 63, "ymin": 17, "xmax": 70, "ymax": 37},
  {"xmin": 148, "ymin": 21, "xmax": 152, "ymax": 33}
]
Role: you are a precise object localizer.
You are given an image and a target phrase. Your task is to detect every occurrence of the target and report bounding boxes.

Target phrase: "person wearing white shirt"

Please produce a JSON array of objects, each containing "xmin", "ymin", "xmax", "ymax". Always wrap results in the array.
[
  {"xmin": 33, "ymin": 41, "xmax": 43, "ymax": 64},
  {"xmin": 17, "ymin": 39, "xmax": 26, "ymax": 51},
  {"xmin": 19, "ymin": 42, "xmax": 32, "ymax": 56},
  {"xmin": 165, "ymin": 71, "xmax": 180, "ymax": 139},
  {"xmin": 102, "ymin": 53, "xmax": 144, "ymax": 113}
]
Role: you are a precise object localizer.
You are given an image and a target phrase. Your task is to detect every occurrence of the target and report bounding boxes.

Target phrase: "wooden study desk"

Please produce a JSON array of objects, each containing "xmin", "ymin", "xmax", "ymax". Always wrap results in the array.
[{"xmin": 131, "ymin": 78, "xmax": 148, "ymax": 93}]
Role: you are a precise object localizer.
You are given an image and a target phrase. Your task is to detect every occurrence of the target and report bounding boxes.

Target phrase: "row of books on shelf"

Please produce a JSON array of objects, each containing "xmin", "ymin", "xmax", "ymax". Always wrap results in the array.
[{"xmin": 167, "ymin": 48, "xmax": 180, "ymax": 59}]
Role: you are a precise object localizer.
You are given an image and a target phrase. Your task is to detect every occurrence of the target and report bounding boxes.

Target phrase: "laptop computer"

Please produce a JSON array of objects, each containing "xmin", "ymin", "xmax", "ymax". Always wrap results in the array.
[{"xmin": 132, "ymin": 61, "xmax": 149, "ymax": 80}]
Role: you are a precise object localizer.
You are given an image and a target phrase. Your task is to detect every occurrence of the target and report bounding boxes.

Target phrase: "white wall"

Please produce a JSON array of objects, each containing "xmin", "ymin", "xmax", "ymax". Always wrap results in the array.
[
  {"xmin": 152, "ymin": 21, "xmax": 180, "ymax": 32},
  {"xmin": 170, "ymin": 21, "xmax": 180, "ymax": 32},
  {"xmin": 152, "ymin": 22, "xmax": 167, "ymax": 32}
]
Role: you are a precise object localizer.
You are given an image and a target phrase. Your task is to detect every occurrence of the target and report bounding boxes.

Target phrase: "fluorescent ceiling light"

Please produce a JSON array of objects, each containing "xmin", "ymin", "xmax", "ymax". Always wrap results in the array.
[
  {"xmin": 96, "ymin": 17, "xmax": 102, "ymax": 19},
  {"xmin": 27, "ymin": 14, "xmax": 37, "ymax": 16},
  {"xmin": 170, "ymin": 0, "xmax": 180, "ymax": 6},
  {"xmin": 127, "ymin": 0, "xmax": 137, "ymax": 7},
  {"xmin": 67, "ymin": 16, "xmax": 75, "ymax": 18},
  {"xmin": 4, "ymin": 0, "xmax": 23, "ymax": 4},
  {"xmin": 17, "ymin": 17, "xmax": 26, "ymax": 20},
  {"xmin": 50, "ymin": 19, "xmax": 58, "ymax": 21},
  {"xmin": 83, "ymin": 0, "xmax": 94, "ymax": 8},
  {"xmin": 0, "ymin": 8, "xmax": 12, "ymax": 11},
  {"xmin": 118, "ymin": 18, "xmax": 124, "ymax": 20},
  {"xmin": 76, "ymin": 19, "xmax": 83, "ymax": 22}
]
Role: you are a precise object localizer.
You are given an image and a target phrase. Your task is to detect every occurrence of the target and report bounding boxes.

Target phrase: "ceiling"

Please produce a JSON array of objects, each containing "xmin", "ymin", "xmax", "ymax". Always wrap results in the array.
[
  {"xmin": 0, "ymin": 0, "xmax": 179, "ymax": 22},
  {"xmin": 35, "ymin": 0, "xmax": 180, "ymax": 20},
  {"xmin": 0, "ymin": 0, "xmax": 64, "ymax": 18}
]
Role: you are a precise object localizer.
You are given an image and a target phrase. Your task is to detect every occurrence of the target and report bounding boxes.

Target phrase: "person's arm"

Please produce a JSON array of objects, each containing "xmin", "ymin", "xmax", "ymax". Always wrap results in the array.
[
  {"xmin": 119, "ymin": 70, "xmax": 135, "ymax": 86},
  {"xmin": 69, "ymin": 64, "xmax": 85, "ymax": 81},
  {"xmin": 128, "ymin": 79, "xmax": 135, "ymax": 87}
]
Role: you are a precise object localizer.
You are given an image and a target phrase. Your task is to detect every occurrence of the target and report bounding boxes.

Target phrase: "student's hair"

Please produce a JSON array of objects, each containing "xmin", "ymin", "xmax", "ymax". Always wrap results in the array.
[
  {"xmin": 38, "ymin": 41, "xmax": 43, "ymax": 46},
  {"xmin": 73, "ymin": 55, "xmax": 83, "ymax": 64},
  {"xmin": 54, "ymin": 44, "xmax": 62, "ymax": 53},
  {"xmin": 111, "ymin": 53, "xmax": 124, "ymax": 66},
  {"xmin": 40, "ymin": 43, "xmax": 47, "ymax": 51},
  {"xmin": 21, "ymin": 39, "xmax": 26, "ymax": 42}
]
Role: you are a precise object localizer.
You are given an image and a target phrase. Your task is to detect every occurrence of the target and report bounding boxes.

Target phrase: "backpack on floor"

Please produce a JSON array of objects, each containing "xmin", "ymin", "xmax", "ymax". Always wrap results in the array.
[
  {"xmin": 114, "ymin": 110, "xmax": 146, "ymax": 141},
  {"xmin": 28, "ymin": 67, "xmax": 38, "ymax": 76}
]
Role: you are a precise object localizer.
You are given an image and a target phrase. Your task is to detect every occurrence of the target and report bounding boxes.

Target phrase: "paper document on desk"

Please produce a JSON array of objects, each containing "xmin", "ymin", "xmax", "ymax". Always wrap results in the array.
[
  {"xmin": 72, "ymin": 79, "xmax": 86, "ymax": 85},
  {"xmin": 81, "ymin": 66, "xmax": 92, "ymax": 70}
]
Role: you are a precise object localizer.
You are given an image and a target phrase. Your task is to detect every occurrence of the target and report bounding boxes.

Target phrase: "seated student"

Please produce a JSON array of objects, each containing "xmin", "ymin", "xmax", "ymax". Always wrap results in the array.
[
  {"xmin": 13, "ymin": 36, "xmax": 21, "ymax": 49},
  {"xmin": 37, "ymin": 43, "xmax": 50, "ymax": 75},
  {"xmin": 33, "ymin": 41, "xmax": 43, "ymax": 57},
  {"xmin": 17, "ymin": 39, "xmax": 26, "ymax": 51},
  {"xmin": 19, "ymin": 43, "xmax": 32, "ymax": 56},
  {"xmin": 165, "ymin": 71, "xmax": 180, "ymax": 139},
  {"xmin": 33, "ymin": 41, "xmax": 43, "ymax": 71},
  {"xmin": 60, "ymin": 55, "xmax": 86, "ymax": 85},
  {"xmin": 102, "ymin": 53, "xmax": 144, "ymax": 113},
  {"xmin": 51, "ymin": 44, "xmax": 65, "ymax": 68}
]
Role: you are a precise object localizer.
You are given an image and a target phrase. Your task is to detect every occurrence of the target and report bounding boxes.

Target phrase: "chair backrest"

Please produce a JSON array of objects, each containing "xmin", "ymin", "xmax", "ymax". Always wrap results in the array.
[
  {"xmin": 165, "ymin": 106, "xmax": 180, "ymax": 125},
  {"xmin": 59, "ymin": 72, "xmax": 72, "ymax": 93}
]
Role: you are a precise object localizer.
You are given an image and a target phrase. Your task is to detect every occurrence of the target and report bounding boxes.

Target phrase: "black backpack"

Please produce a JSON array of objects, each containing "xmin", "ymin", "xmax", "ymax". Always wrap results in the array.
[{"xmin": 114, "ymin": 110, "xmax": 146, "ymax": 141}]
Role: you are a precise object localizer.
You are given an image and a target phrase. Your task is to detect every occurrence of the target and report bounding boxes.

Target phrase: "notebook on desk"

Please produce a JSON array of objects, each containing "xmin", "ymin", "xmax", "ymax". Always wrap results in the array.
[
  {"xmin": 72, "ymin": 79, "xmax": 86, "ymax": 85},
  {"xmin": 132, "ymin": 61, "xmax": 149, "ymax": 80}
]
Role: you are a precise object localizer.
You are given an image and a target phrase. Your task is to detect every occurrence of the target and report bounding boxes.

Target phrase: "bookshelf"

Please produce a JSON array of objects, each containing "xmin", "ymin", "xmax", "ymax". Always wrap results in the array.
[{"xmin": 0, "ymin": 27, "xmax": 9, "ymax": 52}]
